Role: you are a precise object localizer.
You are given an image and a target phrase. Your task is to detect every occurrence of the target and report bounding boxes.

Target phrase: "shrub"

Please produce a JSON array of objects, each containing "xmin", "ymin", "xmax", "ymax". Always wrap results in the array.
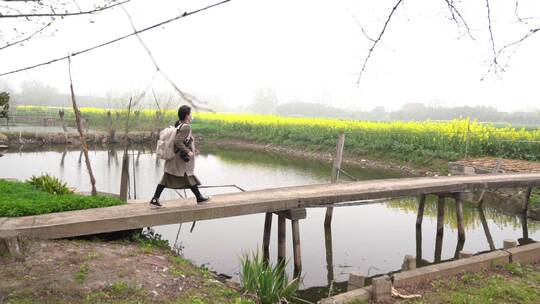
[
  {"xmin": 27, "ymin": 174, "xmax": 72, "ymax": 195},
  {"xmin": 240, "ymin": 251, "xmax": 299, "ymax": 304}
]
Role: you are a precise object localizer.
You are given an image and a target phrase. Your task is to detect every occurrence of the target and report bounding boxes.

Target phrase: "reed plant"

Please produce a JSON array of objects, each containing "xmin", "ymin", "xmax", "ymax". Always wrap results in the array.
[{"xmin": 239, "ymin": 251, "xmax": 300, "ymax": 304}]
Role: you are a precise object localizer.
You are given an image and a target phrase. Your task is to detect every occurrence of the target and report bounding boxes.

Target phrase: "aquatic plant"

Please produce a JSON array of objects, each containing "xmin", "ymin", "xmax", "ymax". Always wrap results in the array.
[{"xmin": 239, "ymin": 250, "xmax": 299, "ymax": 304}]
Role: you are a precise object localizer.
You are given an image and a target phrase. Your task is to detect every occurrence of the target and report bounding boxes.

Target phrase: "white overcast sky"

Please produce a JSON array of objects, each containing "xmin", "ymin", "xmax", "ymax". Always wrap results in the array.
[{"xmin": 0, "ymin": 0, "xmax": 539, "ymax": 111}]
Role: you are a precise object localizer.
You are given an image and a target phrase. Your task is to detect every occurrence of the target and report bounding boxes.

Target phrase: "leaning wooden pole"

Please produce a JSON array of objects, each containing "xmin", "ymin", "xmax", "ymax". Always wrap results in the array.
[
  {"xmin": 120, "ymin": 98, "xmax": 134, "ymax": 201},
  {"xmin": 478, "ymin": 205, "xmax": 496, "ymax": 250},
  {"xmin": 262, "ymin": 212, "xmax": 272, "ymax": 265},
  {"xmin": 68, "ymin": 56, "xmax": 97, "ymax": 196},
  {"xmin": 325, "ymin": 132, "xmax": 345, "ymax": 227}
]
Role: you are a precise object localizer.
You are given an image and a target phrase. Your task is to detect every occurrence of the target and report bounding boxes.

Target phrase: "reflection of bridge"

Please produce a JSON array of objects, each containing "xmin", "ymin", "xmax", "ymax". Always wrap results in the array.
[{"xmin": 1, "ymin": 173, "xmax": 539, "ymax": 275}]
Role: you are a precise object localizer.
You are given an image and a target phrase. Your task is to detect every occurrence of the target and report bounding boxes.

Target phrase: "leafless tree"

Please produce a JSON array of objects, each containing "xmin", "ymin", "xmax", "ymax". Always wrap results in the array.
[
  {"xmin": 0, "ymin": 0, "xmax": 130, "ymax": 52},
  {"xmin": 354, "ymin": 0, "xmax": 540, "ymax": 85}
]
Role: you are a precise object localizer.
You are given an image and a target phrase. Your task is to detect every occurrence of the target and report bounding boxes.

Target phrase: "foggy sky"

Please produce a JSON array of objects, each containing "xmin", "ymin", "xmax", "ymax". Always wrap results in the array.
[{"xmin": 1, "ymin": 0, "xmax": 539, "ymax": 111}]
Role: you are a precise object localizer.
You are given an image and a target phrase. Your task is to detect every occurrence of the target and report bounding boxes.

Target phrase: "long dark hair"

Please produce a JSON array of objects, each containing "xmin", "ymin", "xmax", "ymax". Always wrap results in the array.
[{"xmin": 175, "ymin": 105, "xmax": 191, "ymax": 127}]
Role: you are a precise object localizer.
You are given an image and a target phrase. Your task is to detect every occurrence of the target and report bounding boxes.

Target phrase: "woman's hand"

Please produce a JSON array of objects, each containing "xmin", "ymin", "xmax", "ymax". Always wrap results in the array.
[{"xmin": 188, "ymin": 151, "xmax": 195, "ymax": 157}]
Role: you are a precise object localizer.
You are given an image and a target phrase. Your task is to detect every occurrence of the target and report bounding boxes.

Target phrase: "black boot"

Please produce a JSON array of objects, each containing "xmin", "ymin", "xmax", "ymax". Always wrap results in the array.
[
  {"xmin": 149, "ymin": 197, "xmax": 163, "ymax": 208},
  {"xmin": 190, "ymin": 186, "xmax": 210, "ymax": 204},
  {"xmin": 149, "ymin": 184, "xmax": 165, "ymax": 208}
]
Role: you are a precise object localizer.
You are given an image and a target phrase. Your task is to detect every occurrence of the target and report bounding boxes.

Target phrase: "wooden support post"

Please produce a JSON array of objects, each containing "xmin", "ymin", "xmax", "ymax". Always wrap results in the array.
[
  {"xmin": 454, "ymin": 194, "xmax": 465, "ymax": 242},
  {"xmin": 291, "ymin": 219, "xmax": 302, "ymax": 277},
  {"xmin": 324, "ymin": 223, "xmax": 334, "ymax": 285},
  {"xmin": 119, "ymin": 151, "xmax": 129, "ymax": 201},
  {"xmin": 415, "ymin": 225, "xmax": 422, "ymax": 266},
  {"xmin": 262, "ymin": 212, "xmax": 272, "ymax": 265},
  {"xmin": 416, "ymin": 194, "xmax": 426, "ymax": 227},
  {"xmin": 325, "ymin": 132, "xmax": 345, "ymax": 227},
  {"xmin": 519, "ymin": 212, "xmax": 533, "ymax": 245},
  {"xmin": 277, "ymin": 214, "xmax": 286, "ymax": 265},
  {"xmin": 478, "ymin": 205, "xmax": 495, "ymax": 250},
  {"xmin": 434, "ymin": 195, "xmax": 445, "ymax": 263},
  {"xmin": 523, "ymin": 186, "xmax": 533, "ymax": 212}
]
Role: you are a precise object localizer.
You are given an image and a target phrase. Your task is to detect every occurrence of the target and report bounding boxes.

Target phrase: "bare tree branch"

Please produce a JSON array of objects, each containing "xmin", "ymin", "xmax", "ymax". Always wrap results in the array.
[
  {"xmin": 0, "ymin": 0, "xmax": 233, "ymax": 77},
  {"xmin": 356, "ymin": 0, "xmax": 404, "ymax": 86},
  {"xmin": 120, "ymin": 5, "xmax": 212, "ymax": 111},
  {"xmin": 0, "ymin": 0, "xmax": 130, "ymax": 18},
  {"xmin": 485, "ymin": 0, "xmax": 501, "ymax": 74},
  {"xmin": 442, "ymin": 0, "xmax": 475, "ymax": 40},
  {"xmin": 347, "ymin": 9, "xmax": 375, "ymax": 42},
  {"xmin": 0, "ymin": 19, "xmax": 54, "ymax": 51}
]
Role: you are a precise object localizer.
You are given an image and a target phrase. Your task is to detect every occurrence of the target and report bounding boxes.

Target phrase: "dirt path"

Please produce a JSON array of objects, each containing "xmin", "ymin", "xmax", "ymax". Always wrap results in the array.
[{"xmin": 0, "ymin": 239, "xmax": 242, "ymax": 304}]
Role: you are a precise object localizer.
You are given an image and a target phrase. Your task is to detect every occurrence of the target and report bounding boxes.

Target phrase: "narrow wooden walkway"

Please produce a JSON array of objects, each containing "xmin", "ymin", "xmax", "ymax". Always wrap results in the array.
[{"xmin": 1, "ymin": 173, "xmax": 540, "ymax": 239}]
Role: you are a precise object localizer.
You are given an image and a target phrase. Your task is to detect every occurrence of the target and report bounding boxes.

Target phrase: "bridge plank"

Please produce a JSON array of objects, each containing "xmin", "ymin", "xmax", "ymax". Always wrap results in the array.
[{"xmin": 2, "ymin": 173, "xmax": 540, "ymax": 239}]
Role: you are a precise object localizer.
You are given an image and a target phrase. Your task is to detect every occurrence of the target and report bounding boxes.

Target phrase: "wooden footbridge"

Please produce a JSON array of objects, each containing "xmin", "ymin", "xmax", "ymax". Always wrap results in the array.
[{"xmin": 1, "ymin": 172, "xmax": 540, "ymax": 273}]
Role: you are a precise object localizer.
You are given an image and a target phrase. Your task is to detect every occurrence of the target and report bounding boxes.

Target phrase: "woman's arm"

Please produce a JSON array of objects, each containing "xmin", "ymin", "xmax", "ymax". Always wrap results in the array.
[{"xmin": 174, "ymin": 125, "xmax": 192, "ymax": 155}]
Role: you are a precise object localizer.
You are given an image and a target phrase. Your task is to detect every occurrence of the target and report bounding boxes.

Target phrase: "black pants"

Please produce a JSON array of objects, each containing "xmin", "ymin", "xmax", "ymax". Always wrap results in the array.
[{"xmin": 152, "ymin": 184, "xmax": 203, "ymax": 199}]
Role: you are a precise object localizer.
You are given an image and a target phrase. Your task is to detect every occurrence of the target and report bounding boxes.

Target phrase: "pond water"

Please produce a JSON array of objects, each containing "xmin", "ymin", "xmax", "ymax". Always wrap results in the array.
[{"xmin": 1, "ymin": 144, "xmax": 538, "ymax": 301}]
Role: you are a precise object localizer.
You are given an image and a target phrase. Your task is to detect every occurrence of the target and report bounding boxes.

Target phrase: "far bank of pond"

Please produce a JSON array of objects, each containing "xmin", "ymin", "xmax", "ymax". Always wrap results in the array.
[{"xmin": 1, "ymin": 143, "xmax": 539, "ymax": 302}]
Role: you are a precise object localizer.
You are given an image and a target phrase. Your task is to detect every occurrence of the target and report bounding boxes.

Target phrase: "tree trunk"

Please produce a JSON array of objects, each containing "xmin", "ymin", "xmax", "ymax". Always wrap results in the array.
[{"xmin": 68, "ymin": 56, "xmax": 97, "ymax": 196}]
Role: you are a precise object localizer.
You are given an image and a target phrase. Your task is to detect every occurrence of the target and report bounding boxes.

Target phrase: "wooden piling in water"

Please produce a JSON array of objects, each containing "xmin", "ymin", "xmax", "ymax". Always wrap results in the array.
[
  {"xmin": 119, "ymin": 152, "xmax": 129, "ymax": 201},
  {"xmin": 435, "ymin": 195, "xmax": 445, "ymax": 262},
  {"xmin": 325, "ymin": 132, "xmax": 345, "ymax": 227},
  {"xmin": 523, "ymin": 186, "xmax": 533, "ymax": 212},
  {"xmin": 455, "ymin": 194, "xmax": 465, "ymax": 241},
  {"xmin": 262, "ymin": 212, "xmax": 272, "ymax": 265},
  {"xmin": 478, "ymin": 205, "xmax": 496, "ymax": 250},
  {"xmin": 277, "ymin": 214, "xmax": 286, "ymax": 264},
  {"xmin": 291, "ymin": 219, "xmax": 302, "ymax": 277},
  {"xmin": 416, "ymin": 194, "xmax": 426, "ymax": 227}
]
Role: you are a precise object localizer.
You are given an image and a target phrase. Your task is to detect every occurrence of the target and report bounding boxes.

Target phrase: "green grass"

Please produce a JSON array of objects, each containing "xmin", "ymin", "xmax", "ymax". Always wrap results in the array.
[
  {"xmin": 402, "ymin": 264, "xmax": 540, "ymax": 304},
  {"xmin": 75, "ymin": 264, "xmax": 89, "ymax": 283},
  {"xmin": 0, "ymin": 179, "xmax": 125, "ymax": 217}
]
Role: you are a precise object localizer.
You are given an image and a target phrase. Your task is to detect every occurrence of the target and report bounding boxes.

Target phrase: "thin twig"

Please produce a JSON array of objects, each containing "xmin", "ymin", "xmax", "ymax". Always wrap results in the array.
[
  {"xmin": 485, "ymin": 0, "xmax": 501, "ymax": 74},
  {"xmin": 0, "ymin": 0, "xmax": 130, "ymax": 18},
  {"xmin": 0, "ymin": 19, "xmax": 55, "ymax": 51},
  {"xmin": 347, "ymin": 9, "xmax": 375, "ymax": 42},
  {"xmin": 442, "ymin": 0, "xmax": 475, "ymax": 40},
  {"xmin": 356, "ymin": 0, "xmax": 404, "ymax": 86},
  {"xmin": 0, "ymin": 0, "xmax": 233, "ymax": 77}
]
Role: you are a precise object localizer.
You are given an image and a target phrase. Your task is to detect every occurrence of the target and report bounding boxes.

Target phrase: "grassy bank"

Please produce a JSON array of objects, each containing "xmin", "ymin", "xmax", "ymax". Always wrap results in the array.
[
  {"xmin": 10, "ymin": 106, "xmax": 540, "ymax": 164},
  {"xmin": 0, "ymin": 179, "xmax": 124, "ymax": 217},
  {"xmin": 0, "ymin": 232, "xmax": 252, "ymax": 304},
  {"xmin": 397, "ymin": 263, "xmax": 540, "ymax": 304}
]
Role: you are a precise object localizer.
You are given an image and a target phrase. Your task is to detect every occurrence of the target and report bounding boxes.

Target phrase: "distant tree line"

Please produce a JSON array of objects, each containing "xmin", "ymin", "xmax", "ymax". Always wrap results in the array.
[{"xmin": 275, "ymin": 102, "xmax": 540, "ymax": 126}]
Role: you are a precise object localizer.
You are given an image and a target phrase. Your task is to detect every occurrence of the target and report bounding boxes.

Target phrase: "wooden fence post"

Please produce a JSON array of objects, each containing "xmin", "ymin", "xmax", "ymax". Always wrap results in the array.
[{"xmin": 325, "ymin": 132, "xmax": 345, "ymax": 227}]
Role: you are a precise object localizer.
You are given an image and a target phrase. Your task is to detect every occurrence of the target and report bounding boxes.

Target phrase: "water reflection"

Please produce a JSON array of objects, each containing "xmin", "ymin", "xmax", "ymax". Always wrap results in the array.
[{"xmin": 1, "ymin": 145, "xmax": 539, "ymax": 300}]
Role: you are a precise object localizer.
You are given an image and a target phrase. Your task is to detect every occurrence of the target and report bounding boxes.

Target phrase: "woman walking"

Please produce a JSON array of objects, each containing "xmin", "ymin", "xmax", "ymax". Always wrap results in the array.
[{"xmin": 149, "ymin": 105, "xmax": 209, "ymax": 208}]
